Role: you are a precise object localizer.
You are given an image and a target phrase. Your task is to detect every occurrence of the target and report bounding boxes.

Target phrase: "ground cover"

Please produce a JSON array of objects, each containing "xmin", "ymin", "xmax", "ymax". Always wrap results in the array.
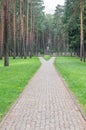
[
  {"xmin": 54, "ymin": 56, "xmax": 86, "ymax": 115},
  {"xmin": 43, "ymin": 55, "xmax": 51, "ymax": 61},
  {"xmin": 0, "ymin": 57, "xmax": 41, "ymax": 120}
]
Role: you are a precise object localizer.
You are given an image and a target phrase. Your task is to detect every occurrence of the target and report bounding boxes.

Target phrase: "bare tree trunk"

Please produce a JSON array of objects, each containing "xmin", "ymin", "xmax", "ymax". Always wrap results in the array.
[
  {"xmin": 36, "ymin": 30, "xmax": 38, "ymax": 56},
  {"xmin": 20, "ymin": 0, "xmax": 26, "ymax": 58},
  {"xmin": 20, "ymin": 0, "xmax": 24, "ymax": 58},
  {"xmin": 42, "ymin": 31, "xmax": 45, "ymax": 53},
  {"xmin": 26, "ymin": 0, "xmax": 29, "ymax": 57},
  {"xmin": 4, "ymin": 0, "xmax": 9, "ymax": 66},
  {"xmin": 0, "ymin": 1, "xmax": 4, "ymax": 59},
  {"xmin": 80, "ymin": 0, "xmax": 85, "ymax": 62},
  {"xmin": 0, "ymin": 12, "xmax": 3, "ymax": 59},
  {"xmin": 29, "ymin": 2, "xmax": 33, "ymax": 58},
  {"xmin": 13, "ymin": 0, "xmax": 16, "ymax": 59}
]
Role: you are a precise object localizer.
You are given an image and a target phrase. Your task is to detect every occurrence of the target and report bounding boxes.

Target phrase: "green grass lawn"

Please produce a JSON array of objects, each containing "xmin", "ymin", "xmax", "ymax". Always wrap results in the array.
[
  {"xmin": 54, "ymin": 56, "xmax": 86, "ymax": 115},
  {"xmin": 0, "ymin": 57, "xmax": 41, "ymax": 120},
  {"xmin": 43, "ymin": 55, "xmax": 51, "ymax": 61}
]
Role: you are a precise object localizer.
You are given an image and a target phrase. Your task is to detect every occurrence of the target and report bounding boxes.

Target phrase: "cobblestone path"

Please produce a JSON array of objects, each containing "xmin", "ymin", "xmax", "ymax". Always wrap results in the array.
[{"xmin": 0, "ymin": 57, "xmax": 86, "ymax": 130}]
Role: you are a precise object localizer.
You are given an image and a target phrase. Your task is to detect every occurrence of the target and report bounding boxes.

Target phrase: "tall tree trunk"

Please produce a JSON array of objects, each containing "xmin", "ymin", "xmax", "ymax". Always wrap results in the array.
[
  {"xmin": 4, "ymin": 0, "xmax": 9, "ymax": 66},
  {"xmin": 80, "ymin": 0, "xmax": 85, "ymax": 61},
  {"xmin": 13, "ymin": 0, "xmax": 16, "ymax": 59},
  {"xmin": 26, "ymin": 0, "xmax": 29, "ymax": 57},
  {"xmin": 20, "ymin": 0, "xmax": 26, "ymax": 58},
  {"xmin": 0, "ymin": 12, "xmax": 2, "ymax": 59},
  {"xmin": 20, "ymin": 0, "xmax": 24, "ymax": 58},
  {"xmin": 42, "ymin": 31, "xmax": 45, "ymax": 53},
  {"xmin": 23, "ymin": 0, "xmax": 27, "ymax": 59},
  {"xmin": 0, "ymin": 1, "xmax": 4, "ymax": 59},
  {"xmin": 29, "ymin": 1, "xmax": 33, "ymax": 57},
  {"xmin": 36, "ymin": 30, "xmax": 38, "ymax": 55}
]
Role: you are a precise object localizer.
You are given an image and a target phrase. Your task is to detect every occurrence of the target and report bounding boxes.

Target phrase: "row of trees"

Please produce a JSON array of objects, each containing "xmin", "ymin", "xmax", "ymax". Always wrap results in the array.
[
  {"xmin": 52, "ymin": 0, "xmax": 86, "ymax": 61},
  {"xmin": 42, "ymin": 0, "xmax": 86, "ymax": 61},
  {"xmin": 0, "ymin": 0, "xmax": 86, "ymax": 66},
  {"xmin": 0, "ymin": 0, "xmax": 45, "ymax": 66},
  {"xmin": 64, "ymin": 0, "xmax": 86, "ymax": 61}
]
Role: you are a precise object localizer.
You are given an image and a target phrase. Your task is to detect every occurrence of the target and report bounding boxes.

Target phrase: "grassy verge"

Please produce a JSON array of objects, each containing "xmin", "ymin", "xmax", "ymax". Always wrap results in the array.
[
  {"xmin": 43, "ymin": 55, "xmax": 51, "ymax": 61},
  {"xmin": 0, "ymin": 57, "xmax": 41, "ymax": 120},
  {"xmin": 54, "ymin": 56, "xmax": 86, "ymax": 115}
]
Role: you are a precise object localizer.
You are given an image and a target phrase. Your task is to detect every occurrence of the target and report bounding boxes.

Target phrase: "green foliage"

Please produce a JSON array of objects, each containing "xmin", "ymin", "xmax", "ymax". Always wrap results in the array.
[
  {"xmin": 39, "ymin": 49, "xmax": 44, "ymax": 54},
  {"xmin": 0, "ymin": 57, "xmax": 41, "ymax": 120},
  {"xmin": 62, "ymin": 0, "xmax": 86, "ymax": 54},
  {"xmin": 54, "ymin": 56, "xmax": 86, "ymax": 115},
  {"xmin": 53, "ymin": 5, "xmax": 65, "ymax": 52},
  {"xmin": 43, "ymin": 55, "xmax": 51, "ymax": 61},
  {"xmin": 51, "ymin": 49, "xmax": 57, "ymax": 53},
  {"xmin": 0, "ymin": 1, "xmax": 1, "ymax": 9},
  {"xmin": 29, "ymin": 0, "xmax": 45, "ymax": 32}
]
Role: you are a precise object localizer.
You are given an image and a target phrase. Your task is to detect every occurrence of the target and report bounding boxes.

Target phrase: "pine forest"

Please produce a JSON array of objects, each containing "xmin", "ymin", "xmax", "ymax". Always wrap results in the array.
[{"xmin": 0, "ymin": 0, "xmax": 86, "ymax": 66}]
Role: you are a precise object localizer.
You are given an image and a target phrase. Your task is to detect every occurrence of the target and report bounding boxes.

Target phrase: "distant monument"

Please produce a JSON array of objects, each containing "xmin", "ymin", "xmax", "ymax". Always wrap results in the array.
[
  {"xmin": 47, "ymin": 46, "xmax": 49, "ymax": 52},
  {"xmin": 44, "ymin": 38, "xmax": 51, "ymax": 55}
]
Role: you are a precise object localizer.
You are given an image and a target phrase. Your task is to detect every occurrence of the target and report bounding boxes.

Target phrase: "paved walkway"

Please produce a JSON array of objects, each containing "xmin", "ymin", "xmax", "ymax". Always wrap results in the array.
[{"xmin": 0, "ymin": 57, "xmax": 86, "ymax": 130}]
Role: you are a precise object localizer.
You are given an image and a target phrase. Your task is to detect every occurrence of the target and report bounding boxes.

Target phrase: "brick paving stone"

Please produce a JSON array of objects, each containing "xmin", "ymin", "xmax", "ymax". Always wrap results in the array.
[{"xmin": 0, "ymin": 57, "xmax": 86, "ymax": 130}]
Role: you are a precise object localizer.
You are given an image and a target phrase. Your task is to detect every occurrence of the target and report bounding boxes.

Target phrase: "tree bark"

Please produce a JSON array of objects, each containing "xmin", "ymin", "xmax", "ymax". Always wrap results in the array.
[
  {"xmin": 26, "ymin": 0, "xmax": 29, "ymax": 57},
  {"xmin": 4, "ymin": 0, "xmax": 9, "ymax": 66},
  {"xmin": 0, "ymin": 1, "xmax": 4, "ymax": 59},
  {"xmin": 20, "ymin": 0, "xmax": 24, "ymax": 58},
  {"xmin": 0, "ymin": 12, "xmax": 3, "ymax": 59},
  {"xmin": 80, "ymin": 0, "xmax": 85, "ymax": 62},
  {"xmin": 13, "ymin": 0, "xmax": 16, "ymax": 59},
  {"xmin": 29, "ymin": 2, "xmax": 33, "ymax": 57}
]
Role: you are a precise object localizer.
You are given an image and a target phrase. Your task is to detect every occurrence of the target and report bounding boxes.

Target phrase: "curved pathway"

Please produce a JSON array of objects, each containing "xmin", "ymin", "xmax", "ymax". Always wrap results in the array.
[{"xmin": 0, "ymin": 57, "xmax": 86, "ymax": 130}]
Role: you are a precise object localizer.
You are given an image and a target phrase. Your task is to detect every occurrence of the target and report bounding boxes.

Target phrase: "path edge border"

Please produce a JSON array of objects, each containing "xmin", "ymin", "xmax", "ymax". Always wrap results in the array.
[
  {"xmin": 0, "ymin": 63, "xmax": 42, "ymax": 127},
  {"xmin": 54, "ymin": 64, "xmax": 86, "ymax": 122}
]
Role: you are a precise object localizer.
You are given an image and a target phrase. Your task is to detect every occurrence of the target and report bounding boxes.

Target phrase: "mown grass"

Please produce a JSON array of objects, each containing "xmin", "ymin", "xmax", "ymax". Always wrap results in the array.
[
  {"xmin": 43, "ymin": 55, "xmax": 51, "ymax": 61},
  {"xmin": 0, "ymin": 57, "xmax": 41, "ymax": 120},
  {"xmin": 54, "ymin": 56, "xmax": 86, "ymax": 115}
]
